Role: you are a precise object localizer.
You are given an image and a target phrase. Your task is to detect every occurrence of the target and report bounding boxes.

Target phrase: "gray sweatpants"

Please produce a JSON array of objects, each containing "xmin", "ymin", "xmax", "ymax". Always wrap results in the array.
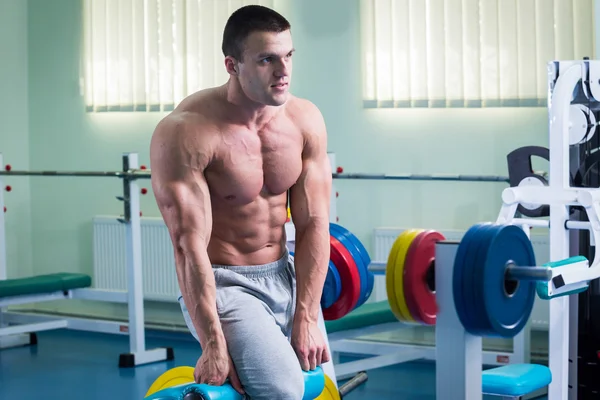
[{"xmin": 178, "ymin": 250, "xmax": 306, "ymax": 400}]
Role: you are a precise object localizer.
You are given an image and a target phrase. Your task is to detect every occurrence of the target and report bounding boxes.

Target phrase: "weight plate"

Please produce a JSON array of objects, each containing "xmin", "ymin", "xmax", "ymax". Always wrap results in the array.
[
  {"xmin": 469, "ymin": 223, "xmax": 500, "ymax": 336},
  {"xmin": 483, "ymin": 225, "xmax": 536, "ymax": 337},
  {"xmin": 145, "ymin": 366, "xmax": 195, "ymax": 397},
  {"xmin": 517, "ymin": 176, "xmax": 547, "ymax": 211},
  {"xmin": 388, "ymin": 229, "xmax": 423, "ymax": 322},
  {"xmin": 453, "ymin": 223, "xmax": 492, "ymax": 332},
  {"xmin": 569, "ymin": 104, "xmax": 596, "ymax": 145},
  {"xmin": 569, "ymin": 104, "xmax": 590, "ymax": 145},
  {"xmin": 386, "ymin": 230, "xmax": 419, "ymax": 321},
  {"xmin": 403, "ymin": 230, "xmax": 445, "ymax": 325},
  {"xmin": 329, "ymin": 224, "xmax": 369, "ymax": 309},
  {"xmin": 321, "ymin": 261, "xmax": 342, "ymax": 309},
  {"xmin": 323, "ymin": 236, "xmax": 361, "ymax": 320},
  {"xmin": 331, "ymin": 223, "xmax": 375, "ymax": 303},
  {"xmin": 315, "ymin": 374, "xmax": 341, "ymax": 400}
]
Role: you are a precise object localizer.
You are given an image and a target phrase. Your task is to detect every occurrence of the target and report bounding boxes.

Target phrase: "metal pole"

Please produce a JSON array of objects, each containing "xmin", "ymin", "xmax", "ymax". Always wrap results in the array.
[
  {"xmin": 339, "ymin": 371, "xmax": 368, "ymax": 397},
  {"xmin": 369, "ymin": 261, "xmax": 553, "ymax": 282},
  {"xmin": 0, "ymin": 154, "xmax": 6, "ymax": 282},
  {"xmin": 0, "ymin": 170, "xmax": 151, "ymax": 179},
  {"xmin": 0, "ymin": 154, "xmax": 6, "ymax": 329},
  {"xmin": 332, "ymin": 173, "xmax": 510, "ymax": 182},
  {"xmin": 0, "ymin": 169, "xmax": 508, "ymax": 183},
  {"xmin": 123, "ymin": 153, "xmax": 146, "ymax": 358},
  {"xmin": 505, "ymin": 264, "xmax": 553, "ymax": 282}
]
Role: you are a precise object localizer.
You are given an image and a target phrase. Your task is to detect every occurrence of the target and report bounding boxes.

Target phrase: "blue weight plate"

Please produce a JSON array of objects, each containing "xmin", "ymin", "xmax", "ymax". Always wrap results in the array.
[
  {"xmin": 329, "ymin": 223, "xmax": 368, "ymax": 309},
  {"xmin": 321, "ymin": 260, "xmax": 342, "ymax": 309},
  {"xmin": 294, "ymin": 250, "xmax": 342, "ymax": 309},
  {"xmin": 464, "ymin": 223, "xmax": 496, "ymax": 334},
  {"xmin": 483, "ymin": 225, "xmax": 536, "ymax": 338},
  {"xmin": 469, "ymin": 224, "xmax": 501, "ymax": 336},
  {"xmin": 453, "ymin": 223, "xmax": 491, "ymax": 332},
  {"xmin": 453, "ymin": 224, "xmax": 479, "ymax": 331},
  {"xmin": 331, "ymin": 223, "xmax": 375, "ymax": 302}
]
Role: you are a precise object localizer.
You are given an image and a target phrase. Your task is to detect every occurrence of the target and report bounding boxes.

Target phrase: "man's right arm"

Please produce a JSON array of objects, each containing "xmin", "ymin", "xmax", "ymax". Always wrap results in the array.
[{"xmin": 150, "ymin": 115, "xmax": 225, "ymax": 351}]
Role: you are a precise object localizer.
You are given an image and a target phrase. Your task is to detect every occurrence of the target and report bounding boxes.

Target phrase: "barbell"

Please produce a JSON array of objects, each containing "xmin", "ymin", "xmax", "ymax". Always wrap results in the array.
[{"xmin": 324, "ymin": 222, "xmax": 584, "ymax": 338}]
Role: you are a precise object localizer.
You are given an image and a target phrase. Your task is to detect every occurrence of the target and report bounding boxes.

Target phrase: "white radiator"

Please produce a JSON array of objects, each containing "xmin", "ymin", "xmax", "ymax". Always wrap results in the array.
[
  {"xmin": 92, "ymin": 216, "xmax": 297, "ymax": 302},
  {"xmin": 371, "ymin": 227, "xmax": 551, "ymax": 330},
  {"xmin": 92, "ymin": 216, "xmax": 179, "ymax": 302}
]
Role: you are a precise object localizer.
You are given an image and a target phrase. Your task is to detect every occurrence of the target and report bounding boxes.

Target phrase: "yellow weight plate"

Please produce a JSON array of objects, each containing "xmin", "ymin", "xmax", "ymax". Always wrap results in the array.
[
  {"xmin": 386, "ymin": 229, "xmax": 423, "ymax": 322},
  {"xmin": 145, "ymin": 366, "xmax": 195, "ymax": 397},
  {"xmin": 386, "ymin": 230, "xmax": 413, "ymax": 321},
  {"xmin": 385, "ymin": 230, "xmax": 416, "ymax": 321},
  {"xmin": 394, "ymin": 229, "xmax": 424, "ymax": 322},
  {"xmin": 315, "ymin": 375, "xmax": 341, "ymax": 400}
]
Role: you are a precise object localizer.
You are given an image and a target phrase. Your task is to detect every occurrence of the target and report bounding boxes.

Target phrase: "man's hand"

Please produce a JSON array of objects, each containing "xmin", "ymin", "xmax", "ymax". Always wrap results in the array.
[
  {"xmin": 291, "ymin": 319, "xmax": 330, "ymax": 371},
  {"xmin": 194, "ymin": 343, "xmax": 244, "ymax": 395}
]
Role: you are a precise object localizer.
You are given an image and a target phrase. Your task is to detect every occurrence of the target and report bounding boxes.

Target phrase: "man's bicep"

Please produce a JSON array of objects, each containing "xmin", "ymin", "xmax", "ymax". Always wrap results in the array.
[
  {"xmin": 155, "ymin": 177, "xmax": 213, "ymax": 248},
  {"xmin": 150, "ymin": 122, "xmax": 212, "ymax": 246}
]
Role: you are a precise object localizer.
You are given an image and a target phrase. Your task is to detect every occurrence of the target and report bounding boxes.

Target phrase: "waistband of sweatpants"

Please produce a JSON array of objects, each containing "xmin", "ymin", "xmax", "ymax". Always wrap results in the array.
[{"xmin": 212, "ymin": 249, "xmax": 291, "ymax": 278}]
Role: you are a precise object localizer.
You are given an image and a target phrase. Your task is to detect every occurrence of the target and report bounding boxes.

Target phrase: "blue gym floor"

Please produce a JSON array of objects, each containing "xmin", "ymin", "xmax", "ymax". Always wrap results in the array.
[{"xmin": 0, "ymin": 328, "xmax": 547, "ymax": 399}]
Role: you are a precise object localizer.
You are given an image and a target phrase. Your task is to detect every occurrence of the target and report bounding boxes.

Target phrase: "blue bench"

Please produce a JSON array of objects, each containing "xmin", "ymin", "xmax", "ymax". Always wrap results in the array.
[{"xmin": 482, "ymin": 363, "xmax": 552, "ymax": 399}]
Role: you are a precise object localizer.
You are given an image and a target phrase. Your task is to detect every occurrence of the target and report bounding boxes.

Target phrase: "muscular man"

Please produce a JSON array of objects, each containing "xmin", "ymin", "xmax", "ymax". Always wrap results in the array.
[{"xmin": 150, "ymin": 5, "xmax": 332, "ymax": 399}]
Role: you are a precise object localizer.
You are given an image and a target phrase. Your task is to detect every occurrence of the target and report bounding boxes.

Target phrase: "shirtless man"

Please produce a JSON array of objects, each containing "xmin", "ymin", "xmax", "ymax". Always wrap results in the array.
[{"xmin": 150, "ymin": 5, "xmax": 332, "ymax": 399}]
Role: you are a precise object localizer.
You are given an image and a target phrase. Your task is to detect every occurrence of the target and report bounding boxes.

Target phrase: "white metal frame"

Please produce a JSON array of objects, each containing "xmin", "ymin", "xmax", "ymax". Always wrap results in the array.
[
  {"xmin": 0, "ymin": 153, "xmax": 171, "ymax": 367},
  {"xmin": 435, "ymin": 240, "xmax": 549, "ymax": 400},
  {"xmin": 327, "ymin": 311, "xmax": 527, "ymax": 381},
  {"xmin": 494, "ymin": 60, "xmax": 600, "ymax": 399}
]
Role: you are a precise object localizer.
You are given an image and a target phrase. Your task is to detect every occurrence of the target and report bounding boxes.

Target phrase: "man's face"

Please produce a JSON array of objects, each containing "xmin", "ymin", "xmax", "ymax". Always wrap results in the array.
[{"xmin": 233, "ymin": 30, "xmax": 294, "ymax": 106}]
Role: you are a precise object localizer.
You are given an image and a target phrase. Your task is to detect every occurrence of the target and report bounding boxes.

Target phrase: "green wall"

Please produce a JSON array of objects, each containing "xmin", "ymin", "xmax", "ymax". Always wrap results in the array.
[
  {"xmin": 0, "ymin": 0, "xmax": 33, "ymax": 281},
  {"xmin": 12, "ymin": 0, "xmax": 550, "ymax": 351}
]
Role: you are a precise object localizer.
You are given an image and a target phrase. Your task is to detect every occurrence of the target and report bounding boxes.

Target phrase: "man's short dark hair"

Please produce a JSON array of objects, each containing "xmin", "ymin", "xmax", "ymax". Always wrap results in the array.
[{"xmin": 222, "ymin": 5, "xmax": 291, "ymax": 61}]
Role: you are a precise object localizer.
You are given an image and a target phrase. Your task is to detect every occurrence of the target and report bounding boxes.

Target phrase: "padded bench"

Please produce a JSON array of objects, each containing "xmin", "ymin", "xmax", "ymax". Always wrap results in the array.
[
  {"xmin": 482, "ymin": 363, "xmax": 552, "ymax": 399},
  {"xmin": 0, "ymin": 272, "xmax": 91, "ymax": 299},
  {"xmin": 0, "ymin": 272, "xmax": 92, "ymax": 350},
  {"xmin": 325, "ymin": 300, "xmax": 397, "ymax": 335}
]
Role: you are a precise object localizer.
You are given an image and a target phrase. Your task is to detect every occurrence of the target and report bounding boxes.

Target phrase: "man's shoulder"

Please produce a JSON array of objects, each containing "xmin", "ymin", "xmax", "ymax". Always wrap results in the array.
[
  {"xmin": 153, "ymin": 90, "xmax": 223, "ymax": 141},
  {"xmin": 287, "ymin": 95, "xmax": 323, "ymax": 118},
  {"xmin": 286, "ymin": 96, "xmax": 326, "ymax": 136}
]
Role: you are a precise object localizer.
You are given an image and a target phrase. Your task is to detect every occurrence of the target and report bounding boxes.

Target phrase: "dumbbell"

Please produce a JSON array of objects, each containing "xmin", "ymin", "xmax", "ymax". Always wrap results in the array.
[{"xmin": 144, "ymin": 365, "xmax": 367, "ymax": 400}]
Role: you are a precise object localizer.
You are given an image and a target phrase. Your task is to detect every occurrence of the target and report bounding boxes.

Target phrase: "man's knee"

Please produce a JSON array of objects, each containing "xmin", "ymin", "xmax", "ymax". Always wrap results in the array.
[{"xmin": 252, "ymin": 367, "xmax": 304, "ymax": 400}]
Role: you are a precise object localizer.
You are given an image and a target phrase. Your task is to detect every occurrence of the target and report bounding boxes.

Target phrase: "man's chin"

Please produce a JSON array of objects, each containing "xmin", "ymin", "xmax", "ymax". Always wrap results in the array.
[{"xmin": 267, "ymin": 92, "xmax": 289, "ymax": 106}]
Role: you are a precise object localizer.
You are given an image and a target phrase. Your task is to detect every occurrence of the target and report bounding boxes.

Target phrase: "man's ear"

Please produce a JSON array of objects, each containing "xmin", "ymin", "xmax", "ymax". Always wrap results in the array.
[{"xmin": 225, "ymin": 56, "xmax": 238, "ymax": 75}]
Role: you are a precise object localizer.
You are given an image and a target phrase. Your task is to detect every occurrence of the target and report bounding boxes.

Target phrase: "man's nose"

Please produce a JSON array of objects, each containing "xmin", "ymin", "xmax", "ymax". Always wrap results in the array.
[{"xmin": 274, "ymin": 59, "xmax": 290, "ymax": 77}]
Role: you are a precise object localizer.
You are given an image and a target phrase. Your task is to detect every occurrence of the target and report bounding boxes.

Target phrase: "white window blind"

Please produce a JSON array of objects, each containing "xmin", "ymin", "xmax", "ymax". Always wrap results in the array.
[
  {"xmin": 361, "ymin": 0, "xmax": 595, "ymax": 108},
  {"xmin": 82, "ymin": 0, "xmax": 276, "ymax": 112}
]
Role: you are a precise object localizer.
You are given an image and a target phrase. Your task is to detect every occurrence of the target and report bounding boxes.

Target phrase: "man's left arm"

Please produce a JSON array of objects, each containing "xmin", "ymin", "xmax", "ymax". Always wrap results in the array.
[{"xmin": 289, "ymin": 103, "xmax": 332, "ymax": 371}]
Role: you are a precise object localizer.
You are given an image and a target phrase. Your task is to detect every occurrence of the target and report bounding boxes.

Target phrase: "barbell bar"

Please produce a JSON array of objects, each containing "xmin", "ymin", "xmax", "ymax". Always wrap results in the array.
[
  {"xmin": 0, "ymin": 169, "xmax": 509, "ymax": 183},
  {"xmin": 0, "ymin": 169, "xmax": 152, "ymax": 179},
  {"xmin": 368, "ymin": 261, "xmax": 553, "ymax": 282},
  {"xmin": 332, "ymin": 173, "xmax": 509, "ymax": 182}
]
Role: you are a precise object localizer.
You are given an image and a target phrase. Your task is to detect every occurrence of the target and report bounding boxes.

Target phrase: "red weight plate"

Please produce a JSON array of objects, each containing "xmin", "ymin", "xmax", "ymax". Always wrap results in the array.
[
  {"xmin": 323, "ymin": 236, "xmax": 361, "ymax": 320},
  {"xmin": 403, "ymin": 230, "xmax": 445, "ymax": 325}
]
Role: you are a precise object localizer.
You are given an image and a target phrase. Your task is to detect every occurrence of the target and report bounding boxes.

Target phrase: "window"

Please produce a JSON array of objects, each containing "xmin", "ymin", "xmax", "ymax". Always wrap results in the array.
[
  {"xmin": 82, "ymin": 0, "xmax": 275, "ymax": 112},
  {"xmin": 360, "ymin": 0, "xmax": 595, "ymax": 108}
]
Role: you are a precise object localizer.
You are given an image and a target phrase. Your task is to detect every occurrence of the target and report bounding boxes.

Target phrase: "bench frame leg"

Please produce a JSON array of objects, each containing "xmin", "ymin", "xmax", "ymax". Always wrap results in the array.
[{"xmin": 0, "ymin": 332, "xmax": 36, "ymax": 349}]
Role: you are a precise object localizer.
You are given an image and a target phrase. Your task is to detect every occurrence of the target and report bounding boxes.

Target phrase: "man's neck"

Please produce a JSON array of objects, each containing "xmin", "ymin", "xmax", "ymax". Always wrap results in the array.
[{"xmin": 224, "ymin": 79, "xmax": 281, "ymax": 130}]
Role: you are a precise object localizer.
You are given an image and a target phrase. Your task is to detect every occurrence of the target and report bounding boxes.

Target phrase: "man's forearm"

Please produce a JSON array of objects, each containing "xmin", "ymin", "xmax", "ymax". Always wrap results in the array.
[
  {"xmin": 294, "ymin": 218, "xmax": 330, "ymax": 323},
  {"xmin": 178, "ymin": 236, "xmax": 225, "ymax": 349}
]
